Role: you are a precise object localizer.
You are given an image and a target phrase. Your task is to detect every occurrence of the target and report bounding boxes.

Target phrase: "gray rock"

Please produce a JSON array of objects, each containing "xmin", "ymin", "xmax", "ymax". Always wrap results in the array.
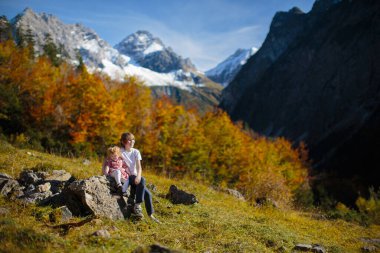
[
  {"xmin": 0, "ymin": 173, "xmax": 12, "ymax": 179},
  {"xmin": 49, "ymin": 206, "xmax": 73, "ymax": 223},
  {"xmin": 133, "ymin": 244, "xmax": 181, "ymax": 253},
  {"xmin": 82, "ymin": 159, "xmax": 91, "ymax": 165},
  {"xmin": 223, "ymin": 188, "xmax": 245, "ymax": 201},
  {"xmin": 360, "ymin": 238, "xmax": 380, "ymax": 245},
  {"xmin": 293, "ymin": 244, "xmax": 326, "ymax": 253},
  {"xmin": 147, "ymin": 183, "xmax": 157, "ymax": 193},
  {"xmin": 19, "ymin": 170, "xmax": 42, "ymax": 185},
  {"xmin": 166, "ymin": 185, "xmax": 198, "ymax": 205},
  {"xmin": 0, "ymin": 207, "xmax": 9, "ymax": 215},
  {"xmin": 37, "ymin": 182, "xmax": 51, "ymax": 193},
  {"xmin": 293, "ymin": 244, "xmax": 313, "ymax": 251},
  {"xmin": 92, "ymin": 229, "xmax": 110, "ymax": 238},
  {"xmin": 311, "ymin": 244, "xmax": 326, "ymax": 253},
  {"xmin": 0, "ymin": 177, "xmax": 21, "ymax": 196},
  {"xmin": 362, "ymin": 245, "xmax": 378, "ymax": 252},
  {"xmin": 43, "ymin": 170, "xmax": 72, "ymax": 182},
  {"xmin": 25, "ymin": 184, "xmax": 35, "ymax": 194},
  {"xmin": 65, "ymin": 176, "xmax": 127, "ymax": 219},
  {"xmin": 255, "ymin": 197, "xmax": 279, "ymax": 208},
  {"xmin": 59, "ymin": 206, "xmax": 73, "ymax": 222},
  {"xmin": 21, "ymin": 190, "xmax": 53, "ymax": 204}
]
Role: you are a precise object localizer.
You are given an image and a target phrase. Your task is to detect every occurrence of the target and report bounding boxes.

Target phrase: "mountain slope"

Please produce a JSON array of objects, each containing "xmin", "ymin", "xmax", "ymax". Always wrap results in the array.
[
  {"xmin": 0, "ymin": 141, "xmax": 378, "ymax": 253},
  {"xmin": 206, "ymin": 47, "xmax": 257, "ymax": 87},
  {"xmin": 219, "ymin": 0, "xmax": 380, "ymax": 201}
]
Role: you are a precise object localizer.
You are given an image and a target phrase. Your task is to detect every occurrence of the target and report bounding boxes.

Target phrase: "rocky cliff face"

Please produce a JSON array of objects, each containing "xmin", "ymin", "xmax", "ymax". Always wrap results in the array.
[
  {"xmin": 220, "ymin": 6, "xmax": 308, "ymax": 114},
  {"xmin": 220, "ymin": 0, "xmax": 380, "ymax": 201}
]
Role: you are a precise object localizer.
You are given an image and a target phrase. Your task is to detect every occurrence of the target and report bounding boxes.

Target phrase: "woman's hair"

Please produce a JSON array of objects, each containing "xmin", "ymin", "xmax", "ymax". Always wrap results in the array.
[
  {"xmin": 107, "ymin": 146, "xmax": 121, "ymax": 158},
  {"xmin": 120, "ymin": 132, "xmax": 135, "ymax": 147}
]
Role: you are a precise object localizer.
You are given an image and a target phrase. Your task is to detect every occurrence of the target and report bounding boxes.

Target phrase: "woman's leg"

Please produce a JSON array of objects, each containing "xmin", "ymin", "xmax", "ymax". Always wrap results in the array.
[
  {"xmin": 143, "ymin": 188, "xmax": 154, "ymax": 216},
  {"xmin": 135, "ymin": 176, "xmax": 146, "ymax": 204}
]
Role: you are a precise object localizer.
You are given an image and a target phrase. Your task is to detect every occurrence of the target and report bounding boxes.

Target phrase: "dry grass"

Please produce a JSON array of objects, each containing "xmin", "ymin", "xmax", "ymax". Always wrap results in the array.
[{"xmin": 0, "ymin": 141, "xmax": 379, "ymax": 252}]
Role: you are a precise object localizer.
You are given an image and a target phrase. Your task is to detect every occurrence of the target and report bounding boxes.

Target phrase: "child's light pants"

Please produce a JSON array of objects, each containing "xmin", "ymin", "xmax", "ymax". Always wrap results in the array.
[{"xmin": 111, "ymin": 170, "xmax": 129, "ymax": 192}]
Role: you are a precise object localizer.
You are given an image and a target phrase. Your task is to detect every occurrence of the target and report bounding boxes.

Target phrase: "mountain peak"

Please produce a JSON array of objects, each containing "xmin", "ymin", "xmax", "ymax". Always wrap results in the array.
[
  {"xmin": 206, "ymin": 47, "xmax": 257, "ymax": 87},
  {"xmin": 115, "ymin": 30, "xmax": 196, "ymax": 73},
  {"xmin": 311, "ymin": 0, "xmax": 342, "ymax": 13},
  {"xmin": 289, "ymin": 7, "xmax": 305, "ymax": 15},
  {"xmin": 115, "ymin": 30, "xmax": 165, "ymax": 59}
]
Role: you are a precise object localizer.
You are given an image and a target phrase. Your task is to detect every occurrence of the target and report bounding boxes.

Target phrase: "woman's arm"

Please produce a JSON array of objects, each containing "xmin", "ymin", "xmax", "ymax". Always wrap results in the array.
[{"xmin": 135, "ymin": 159, "xmax": 142, "ymax": 184}]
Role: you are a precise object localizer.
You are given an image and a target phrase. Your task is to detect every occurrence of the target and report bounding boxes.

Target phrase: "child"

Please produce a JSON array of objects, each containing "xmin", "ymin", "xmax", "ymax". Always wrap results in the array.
[{"xmin": 103, "ymin": 146, "xmax": 130, "ymax": 194}]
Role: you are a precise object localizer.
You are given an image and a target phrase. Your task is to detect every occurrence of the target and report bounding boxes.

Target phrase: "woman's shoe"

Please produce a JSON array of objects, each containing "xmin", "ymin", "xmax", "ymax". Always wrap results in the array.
[
  {"xmin": 133, "ymin": 203, "xmax": 144, "ymax": 218},
  {"xmin": 149, "ymin": 215, "xmax": 161, "ymax": 223}
]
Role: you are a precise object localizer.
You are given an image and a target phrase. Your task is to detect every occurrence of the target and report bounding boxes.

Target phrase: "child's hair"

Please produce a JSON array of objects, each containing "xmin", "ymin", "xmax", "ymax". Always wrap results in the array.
[
  {"xmin": 107, "ymin": 146, "xmax": 121, "ymax": 158},
  {"xmin": 120, "ymin": 132, "xmax": 135, "ymax": 146}
]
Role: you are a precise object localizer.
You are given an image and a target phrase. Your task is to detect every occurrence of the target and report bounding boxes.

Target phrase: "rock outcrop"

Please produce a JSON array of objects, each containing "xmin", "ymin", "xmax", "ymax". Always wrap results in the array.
[{"xmin": 0, "ymin": 169, "xmax": 131, "ymax": 220}]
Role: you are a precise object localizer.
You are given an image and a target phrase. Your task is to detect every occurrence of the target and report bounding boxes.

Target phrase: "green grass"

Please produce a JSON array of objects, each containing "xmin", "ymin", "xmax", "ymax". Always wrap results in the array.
[{"xmin": 0, "ymin": 140, "xmax": 379, "ymax": 252}]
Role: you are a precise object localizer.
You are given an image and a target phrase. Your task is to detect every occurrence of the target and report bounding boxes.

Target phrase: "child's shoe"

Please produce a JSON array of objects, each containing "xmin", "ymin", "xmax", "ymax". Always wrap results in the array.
[{"xmin": 117, "ymin": 184, "xmax": 123, "ymax": 195}]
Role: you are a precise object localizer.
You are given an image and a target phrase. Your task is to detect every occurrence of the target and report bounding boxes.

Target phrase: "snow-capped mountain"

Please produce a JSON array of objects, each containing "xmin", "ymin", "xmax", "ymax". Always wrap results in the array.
[
  {"xmin": 11, "ymin": 8, "xmax": 216, "ymax": 92},
  {"xmin": 12, "ymin": 8, "xmax": 128, "ymax": 70},
  {"xmin": 206, "ymin": 47, "xmax": 258, "ymax": 87},
  {"xmin": 115, "ymin": 30, "xmax": 195, "ymax": 73}
]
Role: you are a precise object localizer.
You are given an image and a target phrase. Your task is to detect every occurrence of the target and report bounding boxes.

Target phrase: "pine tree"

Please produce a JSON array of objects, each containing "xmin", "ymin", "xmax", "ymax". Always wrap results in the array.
[
  {"xmin": 42, "ymin": 33, "xmax": 61, "ymax": 66},
  {"xmin": 0, "ymin": 16, "xmax": 12, "ymax": 42}
]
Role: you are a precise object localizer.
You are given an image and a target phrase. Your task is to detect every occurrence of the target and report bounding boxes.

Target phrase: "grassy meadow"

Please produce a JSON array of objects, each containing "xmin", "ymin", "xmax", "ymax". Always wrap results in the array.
[{"xmin": 0, "ymin": 141, "xmax": 379, "ymax": 252}]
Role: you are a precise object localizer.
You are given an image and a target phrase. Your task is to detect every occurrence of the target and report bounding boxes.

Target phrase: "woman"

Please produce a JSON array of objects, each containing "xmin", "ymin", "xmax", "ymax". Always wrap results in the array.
[{"xmin": 119, "ymin": 132, "xmax": 160, "ymax": 223}]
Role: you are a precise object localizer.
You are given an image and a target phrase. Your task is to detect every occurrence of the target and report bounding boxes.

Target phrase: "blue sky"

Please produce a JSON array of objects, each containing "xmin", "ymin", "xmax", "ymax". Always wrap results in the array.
[{"xmin": 1, "ymin": 0, "xmax": 315, "ymax": 71}]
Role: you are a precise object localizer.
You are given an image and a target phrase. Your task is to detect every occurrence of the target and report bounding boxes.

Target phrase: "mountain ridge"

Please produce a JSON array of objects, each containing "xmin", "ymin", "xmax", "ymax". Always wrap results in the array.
[{"xmin": 8, "ymin": 8, "xmax": 222, "ymax": 113}]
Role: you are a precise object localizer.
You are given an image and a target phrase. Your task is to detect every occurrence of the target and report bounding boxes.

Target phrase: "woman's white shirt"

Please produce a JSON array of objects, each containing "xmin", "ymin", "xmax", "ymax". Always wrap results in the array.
[{"xmin": 121, "ymin": 148, "xmax": 142, "ymax": 176}]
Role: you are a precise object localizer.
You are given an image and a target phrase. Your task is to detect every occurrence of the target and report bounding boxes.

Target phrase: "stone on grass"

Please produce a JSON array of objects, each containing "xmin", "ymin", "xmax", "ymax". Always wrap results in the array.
[
  {"xmin": 293, "ymin": 244, "xmax": 313, "ymax": 251},
  {"xmin": 37, "ymin": 182, "xmax": 51, "ymax": 193},
  {"xmin": 0, "ymin": 207, "xmax": 9, "ymax": 215},
  {"xmin": 133, "ymin": 244, "xmax": 181, "ymax": 253},
  {"xmin": 50, "ymin": 206, "xmax": 73, "ymax": 223},
  {"xmin": 0, "ymin": 173, "xmax": 12, "ymax": 179},
  {"xmin": 44, "ymin": 170, "xmax": 72, "ymax": 182},
  {"xmin": 223, "ymin": 188, "xmax": 245, "ymax": 201},
  {"xmin": 255, "ymin": 197, "xmax": 279, "ymax": 208},
  {"xmin": 362, "ymin": 245, "xmax": 377, "ymax": 252},
  {"xmin": 166, "ymin": 185, "xmax": 198, "ymax": 205},
  {"xmin": 21, "ymin": 190, "xmax": 53, "ymax": 204},
  {"xmin": 19, "ymin": 170, "xmax": 42, "ymax": 185},
  {"xmin": 92, "ymin": 229, "xmax": 110, "ymax": 238},
  {"xmin": 0, "ymin": 177, "xmax": 21, "ymax": 196}
]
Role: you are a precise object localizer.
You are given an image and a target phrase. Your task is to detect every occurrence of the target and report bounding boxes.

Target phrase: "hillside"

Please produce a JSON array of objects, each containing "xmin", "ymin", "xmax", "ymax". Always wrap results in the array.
[{"xmin": 0, "ymin": 141, "xmax": 379, "ymax": 253}]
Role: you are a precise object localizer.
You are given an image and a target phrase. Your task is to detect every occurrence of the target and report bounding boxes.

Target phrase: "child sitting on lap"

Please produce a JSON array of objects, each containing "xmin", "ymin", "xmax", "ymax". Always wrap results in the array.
[{"xmin": 102, "ymin": 146, "xmax": 130, "ymax": 194}]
